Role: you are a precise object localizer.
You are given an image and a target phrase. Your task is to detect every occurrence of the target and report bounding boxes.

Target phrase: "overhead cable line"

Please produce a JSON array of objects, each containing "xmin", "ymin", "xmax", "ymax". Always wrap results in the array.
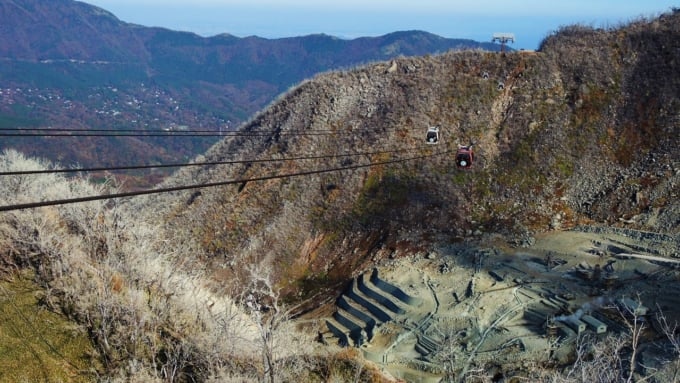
[
  {"xmin": 0, "ymin": 127, "xmax": 220, "ymax": 132},
  {"xmin": 0, "ymin": 131, "xmax": 346, "ymax": 137},
  {"xmin": 0, "ymin": 147, "xmax": 422, "ymax": 176},
  {"xmin": 0, "ymin": 126, "xmax": 401, "ymax": 137},
  {"xmin": 0, "ymin": 150, "xmax": 452, "ymax": 212},
  {"xmin": 0, "ymin": 127, "xmax": 349, "ymax": 133}
]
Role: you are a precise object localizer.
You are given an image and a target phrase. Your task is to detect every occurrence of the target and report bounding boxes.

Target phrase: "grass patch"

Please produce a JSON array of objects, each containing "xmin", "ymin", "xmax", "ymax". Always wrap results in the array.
[
  {"xmin": 352, "ymin": 171, "xmax": 412, "ymax": 227},
  {"xmin": 0, "ymin": 271, "xmax": 98, "ymax": 383}
]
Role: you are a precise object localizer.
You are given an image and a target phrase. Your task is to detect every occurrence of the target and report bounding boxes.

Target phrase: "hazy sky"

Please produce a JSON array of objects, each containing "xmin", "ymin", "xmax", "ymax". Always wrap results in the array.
[{"xmin": 83, "ymin": 1, "xmax": 677, "ymax": 50}]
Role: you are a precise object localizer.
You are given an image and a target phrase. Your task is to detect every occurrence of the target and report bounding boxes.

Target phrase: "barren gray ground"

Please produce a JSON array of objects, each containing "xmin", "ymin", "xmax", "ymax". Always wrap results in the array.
[{"xmin": 317, "ymin": 226, "xmax": 680, "ymax": 382}]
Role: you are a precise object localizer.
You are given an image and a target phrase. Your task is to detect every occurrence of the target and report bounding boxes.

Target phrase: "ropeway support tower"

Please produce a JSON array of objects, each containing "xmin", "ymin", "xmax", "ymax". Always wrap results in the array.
[{"xmin": 492, "ymin": 33, "xmax": 515, "ymax": 53}]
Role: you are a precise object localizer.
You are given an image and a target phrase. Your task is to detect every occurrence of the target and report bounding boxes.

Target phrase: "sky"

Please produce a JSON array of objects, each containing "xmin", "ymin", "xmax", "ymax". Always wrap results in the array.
[{"xmin": 83, "ymin": 1, "xmax": 677, "ymax": 50}]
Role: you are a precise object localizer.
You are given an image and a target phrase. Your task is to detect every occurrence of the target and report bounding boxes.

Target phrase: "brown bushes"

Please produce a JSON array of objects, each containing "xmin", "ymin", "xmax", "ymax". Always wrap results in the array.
[{"xmin": 0, "ymin": 150, "xmax": 316, "ymax": 382}]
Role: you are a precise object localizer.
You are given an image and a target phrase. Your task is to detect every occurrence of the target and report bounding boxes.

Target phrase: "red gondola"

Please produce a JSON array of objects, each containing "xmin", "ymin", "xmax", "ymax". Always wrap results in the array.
[{"xmin": 455, "ymin": 144, "xmax": 474, "ymax": 169}]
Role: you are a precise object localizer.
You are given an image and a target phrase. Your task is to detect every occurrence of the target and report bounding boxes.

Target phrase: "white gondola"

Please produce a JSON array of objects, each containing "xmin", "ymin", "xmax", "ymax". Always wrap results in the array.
[{"xmin": 425, "ymin": 126, "xmax": 440, "ymax": 144}]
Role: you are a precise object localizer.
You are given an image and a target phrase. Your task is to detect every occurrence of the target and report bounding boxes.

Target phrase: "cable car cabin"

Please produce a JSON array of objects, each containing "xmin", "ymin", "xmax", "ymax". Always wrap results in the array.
[
  {"xmin": 425, "ymin": 127, "xmax": 440, "ymax": 144},
  {"xmin": 455, "ymin": 146, "xmax": 474, "ymax": 169}
]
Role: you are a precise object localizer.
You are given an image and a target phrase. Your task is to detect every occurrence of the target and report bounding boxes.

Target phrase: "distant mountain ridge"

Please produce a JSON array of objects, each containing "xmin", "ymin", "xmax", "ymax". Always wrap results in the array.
[
  {"xmin": 0, "ymin": 0, "xmax": 502, "ymax": 172},
  {"xmin": 0, "ymin": 1, "xmax": 498, "ymax": 63}
]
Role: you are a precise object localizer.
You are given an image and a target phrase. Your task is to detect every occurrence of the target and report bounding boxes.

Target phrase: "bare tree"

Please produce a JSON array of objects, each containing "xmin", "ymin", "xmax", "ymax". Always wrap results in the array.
[
  {"xmin": 652, "ymin": 308, "xmax": 680, "ymax": 382},
  {"xmin": 246, "ymin": 264, "xmax": 313, "ymax": 383},
  {"xmin": 431, "ymin": 319, "xmax": 465, "ymax": 382},
  {"xmin": 558, "ymin": 297, "xmax": 649, "ymax": 383},
  {"xmin": 616, "ymin": 298, "xmax": 646, "ymax": 383}
]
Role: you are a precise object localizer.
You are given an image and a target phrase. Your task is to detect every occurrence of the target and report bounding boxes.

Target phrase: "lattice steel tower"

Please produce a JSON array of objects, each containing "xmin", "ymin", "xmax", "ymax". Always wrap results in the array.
[{"xmin": 492, "ymin": 33, "xmax": 515, "ymax": 53}]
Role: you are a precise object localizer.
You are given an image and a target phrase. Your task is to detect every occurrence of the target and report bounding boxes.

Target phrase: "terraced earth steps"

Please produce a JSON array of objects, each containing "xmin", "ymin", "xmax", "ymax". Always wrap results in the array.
[
  {"xmin": 357, "ymin": 273, "xmax": 406, "ymax": 315},
  {"xmin": 326, "ymin": 268, "xmax": 426, "ymax": 346},
  {"xmin": 416, "ymin": 333, "xmax": 440, "ymax": 356},
  {"xmin": 325, "ymin": 317, "xmax": 351, "ymax": 346},
  {"xmin": 346, "ymin": 277, "xmax": 393, "ymax": 322},
  {"xmin": 336, "ymin": 296, "xmax": 377, "ymax": 338},
  {"xmin": 369, "ymin": 268, "xmax": 423, "ymax": 306},
  {"xmin": 328, "ymin": 280, "xmax": 391, "ymax": 346},
  {"xmin": 333, "ymin": 309, "xmax": 369, "ymax": 345}
]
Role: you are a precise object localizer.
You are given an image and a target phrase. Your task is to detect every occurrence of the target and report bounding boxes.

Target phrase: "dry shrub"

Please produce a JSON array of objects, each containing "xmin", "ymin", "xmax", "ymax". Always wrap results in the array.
[{"xmin": 0, "ymin": 149, "xmax": 315, "ymax": 382}]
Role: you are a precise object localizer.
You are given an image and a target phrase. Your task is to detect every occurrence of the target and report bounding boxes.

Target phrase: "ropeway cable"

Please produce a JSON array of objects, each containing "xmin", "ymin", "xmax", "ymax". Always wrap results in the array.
[
  {"xmin": 0, "ymin": 147, "xmax": 423, "ymax": 176},
  {"xmin": 0, "ymin": 150, "xmax": 452, "ymax": 212},
  {"xmin": 0, "ymin": 126, "xmax": 401, "ymax": 134},
  {"xmin": 0, "ymin": 126, "xmax": 401, "ymax": 137},
  {"xmin": 0, "ymin": 131, "xmax": 340, "ymax": 137}
]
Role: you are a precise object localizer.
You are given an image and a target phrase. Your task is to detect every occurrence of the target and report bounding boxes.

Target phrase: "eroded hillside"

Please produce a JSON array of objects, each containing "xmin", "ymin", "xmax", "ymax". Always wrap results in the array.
[
  {"xmin": 1, "ymin": 10, "xmax": 679, "ymax": 383},
  {"xmin": 139, "ymin": 12, "xmax": 679, "ymax": 298}
]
